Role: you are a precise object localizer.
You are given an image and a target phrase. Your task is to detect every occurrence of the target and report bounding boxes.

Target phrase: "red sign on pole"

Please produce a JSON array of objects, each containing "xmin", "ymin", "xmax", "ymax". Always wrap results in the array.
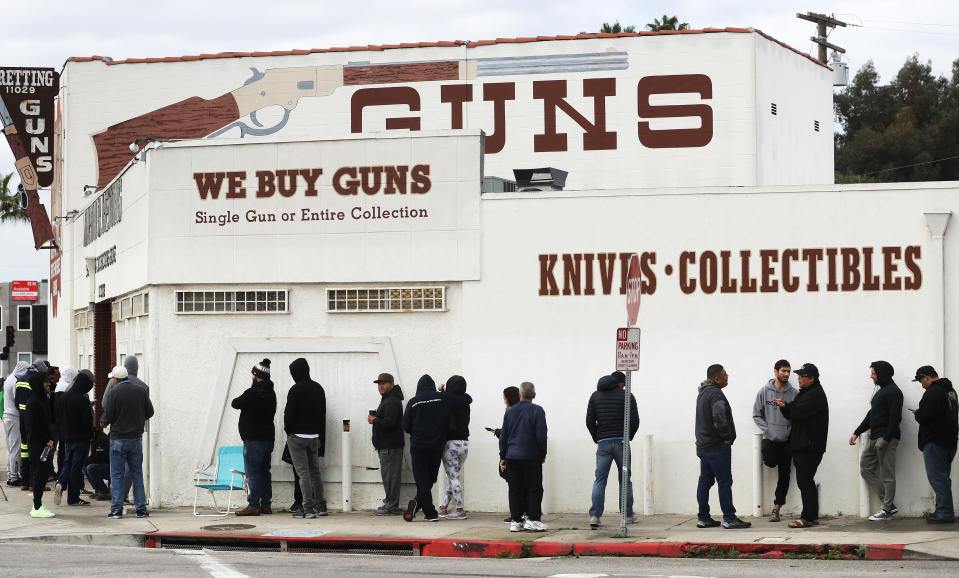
[
  {"xmin": 626, "ymin": 253, "xmax": 641, "ymax": 326},
  {"xmin": 11, "ymin": 280, "xmax": 38, "ymax": 301}
]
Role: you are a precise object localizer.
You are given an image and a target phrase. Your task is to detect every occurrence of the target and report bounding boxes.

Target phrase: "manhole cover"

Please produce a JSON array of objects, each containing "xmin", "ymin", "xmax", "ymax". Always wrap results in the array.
[{"xmin": 201, "ymin": 524, "xmax": 256, "ymax": 531}]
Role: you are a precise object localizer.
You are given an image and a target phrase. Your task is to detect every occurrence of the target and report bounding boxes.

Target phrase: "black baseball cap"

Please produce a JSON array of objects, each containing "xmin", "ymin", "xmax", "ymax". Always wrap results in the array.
[
  {"xmin": 793, "ymin": 363, "xmax": 819, "ymax": 378},
  {"xmin": 913, "ymin": 365, "xmax": 937, "ymax": 381}
]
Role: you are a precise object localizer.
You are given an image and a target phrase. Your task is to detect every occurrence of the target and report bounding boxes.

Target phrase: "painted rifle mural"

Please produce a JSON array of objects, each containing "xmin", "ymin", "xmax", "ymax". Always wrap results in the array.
[
  {"xmin": 91, "ymin": 52, "xmax": 629, "ymax": 190},
  {"xmin": 0, "ymin": 67, "xmax": 57, "ymax": 249}
]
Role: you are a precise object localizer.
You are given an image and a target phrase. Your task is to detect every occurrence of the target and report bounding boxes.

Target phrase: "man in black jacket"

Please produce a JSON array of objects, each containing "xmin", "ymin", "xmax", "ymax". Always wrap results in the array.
[
  {"xmin": 911, "ymin": 365, "xmax": 958, "ymax": 523},
  {"xmin": 58, "ymin": 370, "xmax": 95, "ymax": 506},
  {"xmin": 849, "ymin": 360, "xmax": 903, "ymax": 521},
  {"xmin": 586, "ymin": 372, "xmax": 639, "ymax": 527},
  {"xmin": 775, "ymin": 362, "xmax": 829, "ymax": 528},
  {"xmin": 26, "ymin": 372, "xmax": 55, "ymax": 518},
  {"xmin": 284, "ymin": 358, "xmax": 327, "ymax": 519},
  {"xmin": 101, "ymin": 365, "xmax": 154, "ymax": 519},
  {"xmin": 368, "ymin": 372, "xmax": 404, "ymax": 515},
  {"xmin": 233, "ymin": 359, "xmax": 277, "ymax": 516},
  {"xmin": 695, "ymin": 364, "xmax": 750, "ymax": 529}
]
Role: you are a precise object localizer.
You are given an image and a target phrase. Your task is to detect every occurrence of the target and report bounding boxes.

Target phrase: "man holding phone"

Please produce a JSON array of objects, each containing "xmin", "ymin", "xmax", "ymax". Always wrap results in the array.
[{"xmin": 369, "ymin": 373, "xmax": 405, "ymax": 515}]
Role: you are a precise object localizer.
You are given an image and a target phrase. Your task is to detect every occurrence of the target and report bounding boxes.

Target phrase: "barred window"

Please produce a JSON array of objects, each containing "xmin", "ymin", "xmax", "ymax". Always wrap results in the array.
[
  {"xmin": 112, "ymin": 290, "xmax": 149, "ymax": 321},
  {"xmin": 327, "ymin": 287, "xmax": 446, "ymax": 312},
  {"xmin": 74, "ymin": 308, "xmax": 94, "ymax": 329},
  {"xmin": 175, "ymin": 290, "xmax": 289, "ymax": 314}
]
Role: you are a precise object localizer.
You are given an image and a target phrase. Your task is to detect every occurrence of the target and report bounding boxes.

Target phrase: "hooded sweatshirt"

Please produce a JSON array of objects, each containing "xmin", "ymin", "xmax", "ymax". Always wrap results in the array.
[
  {"xmin": 104, "ymin": 356, "xmax": 149, "ymax": 413},
  {"xmin": 752, "ymin": 378, "xmax": 799, "ymax": 442},
  {"xmin": 100, "ymin": 376, "xmax": 154, "ymax": 440},
  {"xmin": 853, "ymin": 360, "xmax": 904, "ymax": 441},
  {"xmin": 53, "ymin": 365, "xmax": 79, "ymax": 428},
  {"xmin": 63, "ymin": 370, "xmax": 95, "ymax": 443},
  {"xmin": 695, "ymin": 380, "xmax": 736, "ymax": 450},
  {"xmin": 3, "ymin": 361, "xmax": 30, "ymax": 420},
  {"xmin": 232, "ymin": 376, "xmax": 277, "ymax": 442},
  {"xmin": 914, "ymin": 378, "xmax": 959, "ymax": 451},
  {"xmin": 26, "ymin": 373, "xmax": 52, "ymax": 446},
  {"xmin": 403, "ymin": 374, "xmax": 456, "ymax": 449},
  {"xmin": 445, "ymin": 375, "xmax": 473, "ymax": 441},
  {"xmin": 781, "ymin": 379, "xmax": 829, "ymax": 453},
  {"xmin": 54, "ymin": 366, "xmax": 79, "ymax": 394},
  {"xmin": 372, "ymin": 383, "xmax": 405, "ymax": 450},
  {"xmin": 283, "ymin": 358, "xmax": 326, "ymax": 456},
  {"xmin": 586, "ymin": 374, "xmax": 640, "ymax": 443}
]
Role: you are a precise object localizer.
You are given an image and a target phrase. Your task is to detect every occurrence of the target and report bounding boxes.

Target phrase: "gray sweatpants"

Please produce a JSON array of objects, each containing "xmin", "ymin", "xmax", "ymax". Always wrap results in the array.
[
  {"xmin": 860, "ymin": 436, "xmax": 899, "ymax": 511},
  {"xmin": 378, "ymin": 448, "xmax": 403, "ymax": 511},
  {"xmin": 3, "ymin": 417, "xmax": 21, "ymax": 481},
  {"xmin": 288, "ymin": 435, "xmax": 324, "ymax": 512}
]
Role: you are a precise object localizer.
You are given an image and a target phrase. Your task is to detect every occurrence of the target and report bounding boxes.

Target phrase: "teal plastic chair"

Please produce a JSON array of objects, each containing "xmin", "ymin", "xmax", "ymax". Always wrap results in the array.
[{"xmin": 193, "ymin": 446, "xmax": 246, "ymax": 516}]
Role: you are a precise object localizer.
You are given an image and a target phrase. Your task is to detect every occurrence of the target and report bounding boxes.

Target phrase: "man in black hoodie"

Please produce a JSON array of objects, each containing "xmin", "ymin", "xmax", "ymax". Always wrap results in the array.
[
  {"xmin": 284, "ymin": 358, "xmax": 327, "ymax": 518},
  {"xmin": 26, "ymin": 372, "xmax": 55, "ymax": 517},
  {"xmin": 402, "ymin": 374, "xmax": 460, "ymax": 522},
  {"xmin": 849, "ymin": 360, "xmax": 903, "ymax": 521},
  {"xmin": 911, "ymin": 366, "xmax": 958, "ymax": 523},
  {"xmin": 59, "ymin": 370, "xmax": 95, "ymax": 506},
  {"xmin": 369, "ymin": 372, "xmax": 405, "ymax": 515},
  {"xmin": 233, "ymin": 359, "xmax": 277, "ymax": 516},
  {"xmin": 775, "ymin": 363, "xmax": 829, "ymax": 528},
  {"xmin": 586, "ymin": 372, "xmax": 639, "ymax": 527},
  {"xmin": 439, "ymin": 375, "xmax": 472, "ymax": 519}
]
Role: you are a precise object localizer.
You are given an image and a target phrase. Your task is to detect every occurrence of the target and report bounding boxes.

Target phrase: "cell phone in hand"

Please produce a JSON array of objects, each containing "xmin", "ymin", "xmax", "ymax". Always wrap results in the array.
[
  {"xmin": 485, "ymin": 427, "xmax": 494, "ymax": 432},
  {"xmin": 369, "ymin": 410, "xmax": 377, "ymax": 416}
]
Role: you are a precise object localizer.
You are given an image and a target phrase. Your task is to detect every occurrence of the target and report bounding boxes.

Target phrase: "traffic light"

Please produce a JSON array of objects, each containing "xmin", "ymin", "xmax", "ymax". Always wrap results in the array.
[
  {"xmin": 0, "ymin": 347, "xmax": 7, "ymax": 360},
  {"xmin": 5, "ymin": 326, "xmax": 13, "ymax": 348}
]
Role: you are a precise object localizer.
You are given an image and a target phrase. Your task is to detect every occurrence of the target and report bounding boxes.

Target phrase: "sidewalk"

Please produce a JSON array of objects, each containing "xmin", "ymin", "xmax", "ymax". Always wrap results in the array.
[{"xmin": 0, "ymin": 487, "xmax": 956, "ymax": 560}]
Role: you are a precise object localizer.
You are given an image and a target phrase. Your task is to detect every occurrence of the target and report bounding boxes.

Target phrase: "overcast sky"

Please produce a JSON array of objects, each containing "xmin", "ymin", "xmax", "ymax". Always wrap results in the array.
[{"xmin": 2, "ymin": 0, "xmax": 956, "ymax": 281}]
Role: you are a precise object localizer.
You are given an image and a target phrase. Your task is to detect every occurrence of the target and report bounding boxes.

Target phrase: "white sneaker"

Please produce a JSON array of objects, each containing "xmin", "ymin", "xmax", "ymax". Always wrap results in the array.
[
  {"xmin": 523, "ymin": 519, "xmax": 548, "ymax": 531},
  {"xmin": 869, "ymin": 509, "xmax": 894, "ymax": 521},
  {"xmin": 509, "ymin": 520, "xmax": 525, "ymax": 532}
]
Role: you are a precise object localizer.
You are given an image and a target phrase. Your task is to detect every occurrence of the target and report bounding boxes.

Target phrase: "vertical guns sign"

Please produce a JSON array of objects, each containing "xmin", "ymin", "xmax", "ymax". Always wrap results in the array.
[{"xmin": 0, "ymin": 67, "xmax": 57, "ymax": 249}]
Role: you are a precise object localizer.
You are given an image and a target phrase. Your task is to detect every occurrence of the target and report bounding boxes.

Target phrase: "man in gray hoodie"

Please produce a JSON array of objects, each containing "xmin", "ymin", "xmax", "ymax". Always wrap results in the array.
[{"xmin": 752, "ymin": 359, "xmax": 798, "ymax": 522}]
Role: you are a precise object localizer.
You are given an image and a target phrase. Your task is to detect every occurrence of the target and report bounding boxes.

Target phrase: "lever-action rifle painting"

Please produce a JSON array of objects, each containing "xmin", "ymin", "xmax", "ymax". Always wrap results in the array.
[{"xmin": 92, "ymin": 52, "xmax": 630, "ymax": 190}]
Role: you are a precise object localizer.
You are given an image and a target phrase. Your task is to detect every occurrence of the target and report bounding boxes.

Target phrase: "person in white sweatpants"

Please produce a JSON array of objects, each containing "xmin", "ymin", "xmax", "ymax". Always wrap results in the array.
[
  {"xmin": 438, "ymin": 375, "xmax": 472, "ymax": 519},
  {"xmin": 3, "ymin": 362, "xmax": 31, "ymax": 485}
]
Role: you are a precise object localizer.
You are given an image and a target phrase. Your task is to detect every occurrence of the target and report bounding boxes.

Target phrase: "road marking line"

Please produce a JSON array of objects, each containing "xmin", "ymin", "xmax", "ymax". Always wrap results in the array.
[{"xmin": 173, "ymin": 549, "xmax": 248, "ymax": 578}]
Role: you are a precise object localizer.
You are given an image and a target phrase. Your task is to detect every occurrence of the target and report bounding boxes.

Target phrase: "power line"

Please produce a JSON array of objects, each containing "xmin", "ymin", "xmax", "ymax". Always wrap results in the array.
[{"xmin": 851, "ymin": 154, "xmax": 959, "ymax": 180}]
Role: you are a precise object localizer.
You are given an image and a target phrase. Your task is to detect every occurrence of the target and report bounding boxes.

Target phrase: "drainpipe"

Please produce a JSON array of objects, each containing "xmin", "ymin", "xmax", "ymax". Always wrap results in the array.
[
  {"xmin": 341, "ymin": 420, "xmax": 352, "ymax": 512},
  {"xmin": 752, "ymin": 432, "xmax": 763, "ymax": 517},
  {"xmin": 924, "ymin": 210, "xmax": 952, "ymax": 374}
]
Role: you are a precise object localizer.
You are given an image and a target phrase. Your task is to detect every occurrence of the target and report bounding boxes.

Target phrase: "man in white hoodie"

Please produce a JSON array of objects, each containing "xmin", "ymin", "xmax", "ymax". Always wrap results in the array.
[
  {"xmin": 752, "ymin": 359, "xmax": 798, "ymax": 522},
  {"xmin": 3, "ymin": 361, "xmax": 31, "ymax": 486}
]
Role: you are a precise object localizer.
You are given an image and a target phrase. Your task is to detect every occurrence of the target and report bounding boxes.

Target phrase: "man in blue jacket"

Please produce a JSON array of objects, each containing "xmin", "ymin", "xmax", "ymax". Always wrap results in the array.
[
  {"xmin": 586, "ymin": 372, "xmax": 639, "ymax": 527},
  {"xmin": 500, "ymin": 381, "xmax": 548, "ymax": 532}
]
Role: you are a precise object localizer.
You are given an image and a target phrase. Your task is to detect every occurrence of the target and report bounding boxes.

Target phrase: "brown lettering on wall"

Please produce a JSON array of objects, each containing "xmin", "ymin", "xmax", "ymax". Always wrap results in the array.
[
  {"xmin": 637, "ymin": 74, "xmax": 713, "ymax": 148},
  {"xmin": 739, "ymin": 250, "xmax": 757, "ymax": 293},
  {"xmin": 300, "ymin": 168, "xmax": 322, "ymax": 196},
  {"xmin": 618, "ymin": 252, "xmax": 632, "ymax": 295},
  {"xmin": 699, "ymin": 251, "xmax": 718, "ymax": 294},
  {"xmin": 720, "ymin": 250, "xmax": 737, "ymax": 293},
  {"xmin": 840, "ymin": 247, "xmax": 861, "ymax": 291},
  {"xmin": 882, "ymin": 246, "xmax": 902, "ymax": 290},
  {"xmin": 802, "ymin": 249, "xmax": 823, "ymax": 291},
  {"xmin": 351, "ymin": 87, "xmax": 421, "ymax": 133},
  {"xmin": 760, "ymin": 249, "xmax": 779, "ymax": 292},
  {"xmin": 440, "ymin": 84, "xmax": 473, "ymax": 129},
  {"xmin": 862, "ymin": 247, "xmax": 881, "ymax": 290},
  {"xmin": 562, "ymin": 253, "xmax": 583, "ymax": 295},
  {"xmin": 194, "ymin": 172, "xmax": 226, "ymax": 199},
  {"xmin": 277, "ymin": 169, "xmax": 298, "ymax": 197},
  {"xmin": 598, "ymin": 253, "xmax": 617, "ymax": 295},
  {"xmin": 679, "ymin": 251, "xmax": 696, "ymax": 294},
  {"xmin": 533, "ymin": 78, "xmax": 617, "ymax": 152},
  {"xmin": 640, "ymin": 252, "xmax": 657, "ymax": 295},
  {"xmin": 781, "ymin": 249, "xmax": 800, "ymax": 292},
  {"xmin": 225, "ymin": 171, "xmax": 246, "ymax": 199},
  {"xmin": 255, "ymin": 170, "xmax": 275, "ymax": 197},
  {"xmin": 904, "ymin": 245, "xmax": 922, "ymax": 289},
  {"xmin": 333, "ymin": 166, "xmax": 358, "ymax": 195},
  {"xmin": 360, "ymin": 166, "xmax": 383, "ymax": 195},
  {"xmin": 411, "ymin": 164, "xmax": 431, "ymax": 194},
  {"xmin": 539, "ymin": 254, "xmax": 559, "ymax": 296},
  {"xmin": 583, "ymin": 253, "xmax": 596, "ymax": 295},
  {"xmin": 384, "ymin": 166, "xmax": 409, "ymax": 194},
  {"xmin": 825, "ymin": 248, "xmax": 839, "ymax": 291},
  {"xmin": 483, "ymin": 83, "xmax": 515, "ymax": 154}
]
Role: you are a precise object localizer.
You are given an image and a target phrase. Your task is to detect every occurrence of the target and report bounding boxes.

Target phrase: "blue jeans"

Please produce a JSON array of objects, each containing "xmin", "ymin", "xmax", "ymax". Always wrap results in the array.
[
  {"xmin": 589, "ymin": 439, "xmax": 633, "ymax": 518},
  {"xmin": 110, "ymin": 438, "xmax": 146, "ymax": 512},
  {"xmin": 243, "ymin": 440, "xmax": 273, "ymax": 508},
  {"xmin": 84, "ymin": 462, "xmax": 111, "ymax": 495},
  {"xmin": 696, "ymin": 444, "xmax": 736, "ymax": 522},
  {"xmin": 923, "ymin": 442, "xmax": 956, "ymax": 520},
  {"xmin": 58, "ymin": 440, "xmax": 89, "ymax": 504}
]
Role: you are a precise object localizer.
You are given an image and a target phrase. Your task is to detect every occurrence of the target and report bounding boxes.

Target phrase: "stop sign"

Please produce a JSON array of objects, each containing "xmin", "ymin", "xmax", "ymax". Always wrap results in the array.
[{"xmin": 626, "ymin": 253, "xmax": 641, "ymax": 326}]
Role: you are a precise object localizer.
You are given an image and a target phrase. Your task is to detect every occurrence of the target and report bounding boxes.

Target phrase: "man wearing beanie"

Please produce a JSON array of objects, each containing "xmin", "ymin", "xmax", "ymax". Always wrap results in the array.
[
  {"xmin": 849, "ymin": 361, "xmax": 903, "ymax": 521},
  {"xmin": 233, "ymin": 359, "xmax": 277, "ymax": 516},
  {"xmin": 911, "ymin": 366, "xmax": 958, "ymax": 523}
]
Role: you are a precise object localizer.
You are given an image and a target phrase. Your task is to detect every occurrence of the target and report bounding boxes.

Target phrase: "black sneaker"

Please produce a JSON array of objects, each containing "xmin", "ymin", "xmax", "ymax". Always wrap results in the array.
[
  {"xmin": 317, "ymin": 502, "xmax": 328, "ymax": 517},
  {"xmin": 927, "ymin": 514, "xmax": 956, "ymax": 524},
  {"xmin": 504, "ymin": 517, "xmax": 513, "ymax": 523},
  {"xmin": 292, "ymin": 509, "xmax": 306, "ymax": 519},
  {"xmin": 403, "ymin": 499, "xmax": 418, "ymax": 522},
  {"xmin": 68, "ymin": 499, "xmax": 91, "ymax": 506},
  {"xmin": 697, "ymin": 518, "xmax": 721, "ymax": 528},
  {"xmin": 108, "ymin": 510, "xmax": 123, "ymax": 519},
  {"xmin": 288, "ymin": 503, "xmax": 302, "ymax": 513},
  {"xmin": 6, "ymin": 478, "xmax": 22, "ymax": 487},
  {"xmin": 136, "ymin": 509, "xmax": 149, "ymax": 518},
  {"xmin": 722, "ymin": 518, "xmax": 752, "ymax": 529}
]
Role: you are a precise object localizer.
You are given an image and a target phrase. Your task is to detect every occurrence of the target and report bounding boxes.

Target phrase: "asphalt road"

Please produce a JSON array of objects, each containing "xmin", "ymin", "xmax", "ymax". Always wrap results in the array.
[{"xmin": 1, "ymin": 544, "xmax": 956, "ymax": 577}]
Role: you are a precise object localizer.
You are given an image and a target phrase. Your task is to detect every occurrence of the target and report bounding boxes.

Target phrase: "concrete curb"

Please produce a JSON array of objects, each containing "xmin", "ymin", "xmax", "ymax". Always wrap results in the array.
[
  {"xmin": 0, "ymin": 533, "xmax": 145, "ymax": 547},
  {"xmin": 144, "ymin": 532, "xmax": 932, "ymax": 560}
]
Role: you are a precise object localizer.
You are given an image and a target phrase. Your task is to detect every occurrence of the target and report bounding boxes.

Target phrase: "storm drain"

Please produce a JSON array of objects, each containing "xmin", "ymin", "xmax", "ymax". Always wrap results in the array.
[{"xmin": 150, "ymin": 535, "xmax": 416, "ymax": 556}]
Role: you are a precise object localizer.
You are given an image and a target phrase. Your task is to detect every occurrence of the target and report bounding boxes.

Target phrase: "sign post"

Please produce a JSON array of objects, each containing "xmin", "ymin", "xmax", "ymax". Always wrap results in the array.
[{"xmin": 617, "ymin": 254, "xmax": 642, "ymax": 537}]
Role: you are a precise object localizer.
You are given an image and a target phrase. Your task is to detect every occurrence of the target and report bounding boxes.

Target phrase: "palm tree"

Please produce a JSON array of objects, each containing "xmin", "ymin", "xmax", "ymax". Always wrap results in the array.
[
  {"xmin": 646, "ymin": 15, "xmax": 690, "ymax": 31},
  {"xmin": 599, "ymin": 21, "xmax": 637, "ymax": 33},
  {"xmin": 0, "ymin": 172, "xmax": 28, "ymax": 223}
]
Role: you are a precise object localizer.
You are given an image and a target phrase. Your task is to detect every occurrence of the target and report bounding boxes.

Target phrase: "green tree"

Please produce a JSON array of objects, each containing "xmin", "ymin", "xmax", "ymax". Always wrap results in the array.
[
  {"xmin": 834, "ymin": 55, "xmax": 959, "ymax": 183},
  {"xmin": 598, "ymin": 21, "xmax": 636, "ymax": 33},
  {"xmin": 0, "ymin": 172, "xmax": 28, "ymax": 223},
  {"xmin": 646, "ymin": 15, "xmax": 689, "ymax": 31}
]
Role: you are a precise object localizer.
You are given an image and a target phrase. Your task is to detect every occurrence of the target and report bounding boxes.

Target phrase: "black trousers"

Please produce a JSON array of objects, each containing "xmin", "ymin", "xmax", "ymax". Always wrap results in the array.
[
  {"xmin": 506, "ymin": 459, "xmax": 543, "ymax": 522},
  {"xmin": 762, "ymin": 439, "xmax": 792, "ymax": 506},
  {"xmin": 792, "ymin": 450, "xmax": 823, "ymax": 522},
  {"xmin": 28, "ymin": 442, "xmax": 51, "ymax": 510},
  {"xmin": 409, "ymin": 445, "xmax": 443, "ymax": 518}
]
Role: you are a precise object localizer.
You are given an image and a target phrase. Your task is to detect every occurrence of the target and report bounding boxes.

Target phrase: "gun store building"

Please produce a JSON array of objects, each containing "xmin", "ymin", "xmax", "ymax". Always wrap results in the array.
[{"xmin": 14, "ymin": 28, "xmax": 958, "ymax": 516}]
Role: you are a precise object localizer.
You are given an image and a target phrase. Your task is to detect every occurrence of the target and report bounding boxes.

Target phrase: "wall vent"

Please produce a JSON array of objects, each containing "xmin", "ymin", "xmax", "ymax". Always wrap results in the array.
[{"xmin": 770, "ymin": 103, "xmax": 777, "ymax": 116}]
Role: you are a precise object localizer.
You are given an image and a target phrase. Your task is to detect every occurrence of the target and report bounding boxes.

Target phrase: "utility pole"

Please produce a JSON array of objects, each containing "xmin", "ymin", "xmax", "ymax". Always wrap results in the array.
[{"xmin": 796, "ymin": 12, "xmax": 846, "ymax": 63}]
